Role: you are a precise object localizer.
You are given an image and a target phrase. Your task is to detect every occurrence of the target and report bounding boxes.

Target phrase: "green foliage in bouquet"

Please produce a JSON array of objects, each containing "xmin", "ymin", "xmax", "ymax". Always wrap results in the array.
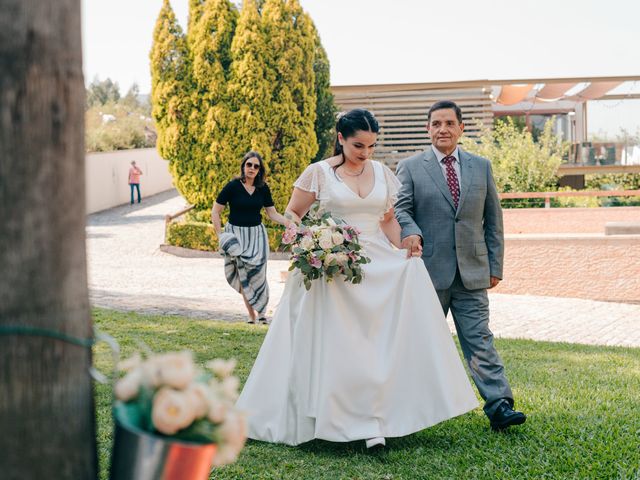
[{"xmin": 282, "ymin": 207, "xmax": 371, "ymax": 290}]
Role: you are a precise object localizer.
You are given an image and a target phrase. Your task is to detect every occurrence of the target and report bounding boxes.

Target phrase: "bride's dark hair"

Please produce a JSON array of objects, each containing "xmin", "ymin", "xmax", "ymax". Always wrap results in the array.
[{"xmin": 333, "ymin": 108, "xmax": 380, "ymax": 172}]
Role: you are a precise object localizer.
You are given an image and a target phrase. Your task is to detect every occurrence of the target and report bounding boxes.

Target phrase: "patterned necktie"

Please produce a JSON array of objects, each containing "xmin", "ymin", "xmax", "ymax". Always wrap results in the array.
[{"xmin": 442, "ymin": 155, "xmax": 460, "ymax": 209}]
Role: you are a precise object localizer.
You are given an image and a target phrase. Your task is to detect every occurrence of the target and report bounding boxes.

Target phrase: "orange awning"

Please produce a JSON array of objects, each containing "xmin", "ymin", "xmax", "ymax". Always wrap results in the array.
[
  {"xmin": 496, "ymin": 84, "xmax": 533, "ymax": 105},
  {"xmin": 536, "ymin": 82, "xmax": 577, "ymax": 102},
  {"xmin": 569, "ymin": 81, "xmax": 623, "ymax": 100}
]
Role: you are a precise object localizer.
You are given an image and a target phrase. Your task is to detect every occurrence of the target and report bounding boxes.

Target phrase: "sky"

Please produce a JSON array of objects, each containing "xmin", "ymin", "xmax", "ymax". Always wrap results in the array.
[{"xmin": 81, "ymin": 0, "xmax": 640, "ymax": 137}]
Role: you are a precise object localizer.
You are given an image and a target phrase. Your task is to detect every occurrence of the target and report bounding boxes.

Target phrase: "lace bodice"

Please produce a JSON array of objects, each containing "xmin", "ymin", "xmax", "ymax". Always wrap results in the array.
[{"xmin": 294, "ymin": 160, "xmax": 401, "ymax": 235}]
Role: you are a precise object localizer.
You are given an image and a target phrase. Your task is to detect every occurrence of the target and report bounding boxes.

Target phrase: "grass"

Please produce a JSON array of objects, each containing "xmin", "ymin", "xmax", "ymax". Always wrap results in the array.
[{"xmin": 93, "ymin": 308, "xmax": 640, "ymax": 480}]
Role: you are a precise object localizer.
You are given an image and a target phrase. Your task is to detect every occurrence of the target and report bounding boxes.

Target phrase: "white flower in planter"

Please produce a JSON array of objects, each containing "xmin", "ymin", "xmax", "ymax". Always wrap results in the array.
[
  {"xmin": 211, "ymin": 411, "xmax": 248, "ymax": 467},
  {"xmin": 184, "ymin": 382, "xmax": 209, "ymax": 419},
  {"xmin": 114, "ymin": 368, "xmax": 143, "ymax": 402},
  {"xmin": 152, "ymin": 387, "xmax": 196, "ymax": 435},
  {"xmin": 155, "ymin": 351, "xmax": 196, "ymax": 389},
  {"xmin": 206, "ymin": 358, "xmax": 237, "ymax": 379}
]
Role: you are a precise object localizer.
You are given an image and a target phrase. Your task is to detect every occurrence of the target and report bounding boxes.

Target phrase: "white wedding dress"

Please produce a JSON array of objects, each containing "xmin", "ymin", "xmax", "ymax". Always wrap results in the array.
[{"xmin": 236, "ymin": 160, "xmax": 478, "ymax": 445}]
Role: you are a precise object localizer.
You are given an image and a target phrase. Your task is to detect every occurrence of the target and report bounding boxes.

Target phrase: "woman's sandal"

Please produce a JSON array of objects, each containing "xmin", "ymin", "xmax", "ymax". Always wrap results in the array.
[{"xmin": 257, "ymin": 317, "xmax": 269, "ymax": 325}]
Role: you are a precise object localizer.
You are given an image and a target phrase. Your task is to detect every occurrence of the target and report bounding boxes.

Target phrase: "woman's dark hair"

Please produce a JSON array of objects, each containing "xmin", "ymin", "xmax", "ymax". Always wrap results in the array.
[
  {"xmin": 239, "ymin": 151, "xmax": 266, "ymax": 187},
  {"xmin": 332, "ymin": 108, "xmax": 380, "ymax": 171}
]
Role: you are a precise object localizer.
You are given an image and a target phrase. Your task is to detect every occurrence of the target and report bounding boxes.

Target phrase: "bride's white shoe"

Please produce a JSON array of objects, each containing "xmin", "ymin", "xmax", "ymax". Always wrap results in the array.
[{"xmin": 365, "ymin": 437, "xmax": 386, "ymax": 449}]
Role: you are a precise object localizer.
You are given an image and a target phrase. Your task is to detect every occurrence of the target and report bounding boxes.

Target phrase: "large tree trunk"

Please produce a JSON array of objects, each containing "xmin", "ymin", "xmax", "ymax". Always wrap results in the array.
[{"xmin": 0, "ymin": 1, "xmax": 97, "ymax": 478}]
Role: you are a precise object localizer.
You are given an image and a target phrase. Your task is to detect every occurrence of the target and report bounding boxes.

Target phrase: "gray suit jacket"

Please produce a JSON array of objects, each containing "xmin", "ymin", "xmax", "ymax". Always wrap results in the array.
[{"xmin": 395, "ymin": 148, "xmax": 504, "ymax": 291}]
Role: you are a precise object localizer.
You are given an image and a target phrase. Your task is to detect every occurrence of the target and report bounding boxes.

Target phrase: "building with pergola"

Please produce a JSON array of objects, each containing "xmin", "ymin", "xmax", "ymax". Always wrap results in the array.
[{"xmin": 331, "ymin": 75, "xmax": 640, "ymax": 186}]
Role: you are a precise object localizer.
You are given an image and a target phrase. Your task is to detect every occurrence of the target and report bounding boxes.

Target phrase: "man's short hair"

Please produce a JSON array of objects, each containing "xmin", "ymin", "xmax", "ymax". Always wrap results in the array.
[{"xmin": 427, "ymin": 100, "xmax": 463, "ymax": 123}]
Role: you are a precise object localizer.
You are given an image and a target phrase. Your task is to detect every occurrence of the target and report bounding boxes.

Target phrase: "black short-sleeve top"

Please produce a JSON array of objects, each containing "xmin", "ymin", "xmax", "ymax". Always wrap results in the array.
[{"xmin": 215, "ymin": 179, "xmax": 274, "ymax": 227}]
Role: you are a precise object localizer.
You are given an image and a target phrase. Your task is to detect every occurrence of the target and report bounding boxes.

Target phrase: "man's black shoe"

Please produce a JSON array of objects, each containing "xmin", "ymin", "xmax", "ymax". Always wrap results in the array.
[{"xmin": 490, "ymin": 401, "xmax": 527, "ymax": 431}]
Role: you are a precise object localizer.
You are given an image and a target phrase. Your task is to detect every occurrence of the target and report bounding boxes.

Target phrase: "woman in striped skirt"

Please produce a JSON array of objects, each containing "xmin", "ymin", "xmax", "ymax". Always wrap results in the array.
[{"xmin": 211, "ymin": 151, "xmax": 291, "ymax": 324}]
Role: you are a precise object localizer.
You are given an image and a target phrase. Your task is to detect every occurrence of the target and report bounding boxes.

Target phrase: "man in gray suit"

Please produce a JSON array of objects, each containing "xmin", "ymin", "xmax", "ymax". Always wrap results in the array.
[{"xmin": 394, "ymin": 100, "xmax": 526, "ymax": 430}]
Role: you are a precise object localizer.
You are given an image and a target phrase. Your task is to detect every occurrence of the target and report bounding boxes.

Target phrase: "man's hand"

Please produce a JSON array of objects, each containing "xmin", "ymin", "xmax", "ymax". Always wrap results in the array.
[
  {"xmin": 489, "ymin": 276, "xmax": 501, "ymax": 289},
  {"xmin": 401, "ymin": 235, "xmax": 423, "ymax": 258}
]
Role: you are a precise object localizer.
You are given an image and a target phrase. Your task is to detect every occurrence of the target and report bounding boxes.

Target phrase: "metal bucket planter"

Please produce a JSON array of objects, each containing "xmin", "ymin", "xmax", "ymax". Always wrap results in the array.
[{"xmin": 110, "ymin": 405, "xmax": 217, "ymax": 480}]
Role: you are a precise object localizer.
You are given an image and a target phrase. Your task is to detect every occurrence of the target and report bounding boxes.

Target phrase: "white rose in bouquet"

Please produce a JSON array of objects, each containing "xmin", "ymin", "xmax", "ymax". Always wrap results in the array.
[
  {"xmin": 331, "ymin": 231, "xmax": 344, "ymax": 246},
  {"xmin": 335, "ymin": 252, "xmax": 349, "ymax": 266},
  {"xmin": 324, "ymin": 253, "xmax": 337, "ymax": 266},
  {"xmin": 318, "ymin": 229, "xmax": 334, "ymax": 250},
  {"xmin": 299, "ymin": 235, "xmax": 315, "ymax": 251}
]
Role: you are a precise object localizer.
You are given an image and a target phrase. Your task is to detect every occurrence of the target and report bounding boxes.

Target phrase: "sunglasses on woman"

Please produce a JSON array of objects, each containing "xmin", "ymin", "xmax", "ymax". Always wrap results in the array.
[{"xmin": 245, "ymin": 162, "xmax": 260, "ymax": 169}]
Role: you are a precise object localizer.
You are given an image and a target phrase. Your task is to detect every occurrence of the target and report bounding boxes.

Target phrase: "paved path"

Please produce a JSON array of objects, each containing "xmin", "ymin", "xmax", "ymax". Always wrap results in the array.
[{"xmin": 87, "ymin": 190, "xmax": 640, "ymax": 348}]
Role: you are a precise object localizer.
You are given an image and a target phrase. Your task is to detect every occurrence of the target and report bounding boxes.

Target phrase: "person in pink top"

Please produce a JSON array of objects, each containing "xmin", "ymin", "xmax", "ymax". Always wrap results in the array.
[{"xmin": 128, "ymin": 161, "xmax": 143, "ymax": 204}]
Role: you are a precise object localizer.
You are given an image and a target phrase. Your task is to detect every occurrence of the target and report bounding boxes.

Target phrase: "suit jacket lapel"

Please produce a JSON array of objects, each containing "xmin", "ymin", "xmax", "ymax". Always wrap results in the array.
[
  {"xmin": 457, "ymin": 148, "xmax": 474, "ymax": 211},
  {"xmin": 421, "ymin": 149, "xmax": 456, "ymax": 211}
]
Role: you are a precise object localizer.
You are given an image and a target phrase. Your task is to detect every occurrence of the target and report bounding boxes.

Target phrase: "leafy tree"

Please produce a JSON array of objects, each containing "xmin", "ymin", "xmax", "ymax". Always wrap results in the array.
[
  {"xmin": 86, "ymin": 76, "xmax": 121, "ymax": 107},
  {"xmin": 461, "ymin": 117, "xmax": 568, "ymax": 193},
  {"xmin": 121, "ymin": 82, "xmax": 141, "ymax": 109}
]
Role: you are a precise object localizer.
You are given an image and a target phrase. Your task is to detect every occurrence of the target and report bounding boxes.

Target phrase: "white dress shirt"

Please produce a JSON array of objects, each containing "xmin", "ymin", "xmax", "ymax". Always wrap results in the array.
[{"xmin": 431, "ymin": 145, "xmax": 461, "ymax": 182}]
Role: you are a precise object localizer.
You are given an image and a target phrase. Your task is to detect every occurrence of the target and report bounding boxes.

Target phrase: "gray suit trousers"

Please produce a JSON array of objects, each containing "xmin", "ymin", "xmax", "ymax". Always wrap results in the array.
[{"xmin": 437, "ymin": 270, "xmax": 513, "ymax": 417}]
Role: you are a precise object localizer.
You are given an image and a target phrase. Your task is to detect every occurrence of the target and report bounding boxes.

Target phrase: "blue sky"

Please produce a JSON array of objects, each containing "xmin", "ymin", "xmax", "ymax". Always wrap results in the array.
[{"xmin": 82, "ymin": 0, "xmax": 640, "ymax": 137}]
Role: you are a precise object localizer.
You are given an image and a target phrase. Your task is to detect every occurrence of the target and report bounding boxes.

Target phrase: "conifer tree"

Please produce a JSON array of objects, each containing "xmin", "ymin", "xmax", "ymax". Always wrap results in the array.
[
  {"xmin": 254, "ymin": 0, "xmax": 318, "ymax": 211},
  {"xmin": 227, "ymin": 0, "xmax": 273, "ymax": 165},
  {"xmin": 188, "ymin": 0, "xmax": 239, "ymax": 206},
  {"xmin": 150, "ymin": 0, "xmax": 194, "ymax": 201},
  {"xmin": 310, "ymin": 22, "xmax": 336, "ymax": 162}
]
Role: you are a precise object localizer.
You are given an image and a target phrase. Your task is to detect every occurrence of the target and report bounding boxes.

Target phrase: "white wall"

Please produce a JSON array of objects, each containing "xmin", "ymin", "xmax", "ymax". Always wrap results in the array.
[{"xmin": 85, "ymin": 148, "xmax": 174, "ymax": 214}]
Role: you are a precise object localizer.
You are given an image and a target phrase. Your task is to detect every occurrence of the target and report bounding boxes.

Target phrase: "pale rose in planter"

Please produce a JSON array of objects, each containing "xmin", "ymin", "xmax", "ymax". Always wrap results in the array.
[
  {"xmin": 156, "ymin": 351, "xmax": 196, "ymax": 389},
  {"xmin": 211, "ymin": 411, "xmax": 248, "ymax": 467},
  {"xmin": 184, "ymin": 383, "xmax": 209, "ymax": 419},
  {"xmin": 115, "ymin": 368, "xmax": 143, "ymax": 402},
  {"xmin": 140, "ymin": 357, "xmax": 162, "ymax": 387},
  {"xmin": 207, "ymin": 358, "xmax": 237, "ymax": 379},
  {"xmin": 151, "ymin": 387, "xmax": 196, "ymax": 435},
  {"xmin": 206, "ymin": 397, "xmax": 228, "ymax": 424},
  {"xmin": 117, "ymin": 352, "xmax": 142, "ymax": 372},
  {"xmin": 220, "ymin": 376, "xmax": 240, "ymax": 401}
]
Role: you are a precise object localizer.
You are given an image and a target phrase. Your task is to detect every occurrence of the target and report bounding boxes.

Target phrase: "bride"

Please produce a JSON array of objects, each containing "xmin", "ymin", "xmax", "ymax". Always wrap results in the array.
[{"xmin": 236, "ymin": 108, "xmax": 478, "ymax": 448}]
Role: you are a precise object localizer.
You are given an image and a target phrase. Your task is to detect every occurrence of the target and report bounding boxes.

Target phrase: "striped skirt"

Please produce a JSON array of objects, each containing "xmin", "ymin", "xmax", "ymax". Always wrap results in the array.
[{"xmin": 222, "ymin": 223, "xmax": 270, "ymax": 316}]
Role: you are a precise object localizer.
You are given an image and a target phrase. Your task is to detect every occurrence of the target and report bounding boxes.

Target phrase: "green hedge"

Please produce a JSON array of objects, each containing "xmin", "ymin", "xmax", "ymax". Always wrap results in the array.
[
  {"xmin": 166, "ymin": 220, "xmax": 286, "ymax": 252},
  {"xmin": 166, "ymin": 221, "xmax": 218, "ymax": 251}
]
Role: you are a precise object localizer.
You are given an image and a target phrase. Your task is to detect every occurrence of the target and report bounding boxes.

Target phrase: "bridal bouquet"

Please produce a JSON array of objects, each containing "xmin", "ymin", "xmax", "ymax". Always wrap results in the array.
[
  {"xmin": 281, "ymin": 208, "xmax": 371, "ymax": 290},
  {"xmin": 114, "ymin": 350, "xmax": 247, "ymax": 467}
]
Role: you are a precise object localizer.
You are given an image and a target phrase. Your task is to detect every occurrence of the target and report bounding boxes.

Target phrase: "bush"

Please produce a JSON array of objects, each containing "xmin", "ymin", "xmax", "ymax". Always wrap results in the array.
[
  {"xmin": 85, "ymin": 103, "xmax": 156, "ymax": 152},
  {"xmin": 166, "ymin": 222, "xmax": 218, "ymax": 251},
  {"xmin": 585, "ymin": 173, "xmax": 640, "ymax": 206},
  {"xmin": 461, "ymin": 117, "xmax": 568, "ymax": 194},
  {"xmin": 166, "ymin": 220, "xmax": 286, "ymax": 253}
]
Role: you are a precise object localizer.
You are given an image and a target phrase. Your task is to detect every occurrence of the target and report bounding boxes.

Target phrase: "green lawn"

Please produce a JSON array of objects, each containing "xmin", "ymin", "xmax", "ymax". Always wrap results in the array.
[{"xmin": 93, "ymin": 309, "xmax": 640, "ymax": 480}]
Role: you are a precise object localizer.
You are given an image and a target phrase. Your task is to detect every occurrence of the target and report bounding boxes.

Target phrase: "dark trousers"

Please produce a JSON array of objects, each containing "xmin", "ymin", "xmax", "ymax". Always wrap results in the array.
[
  {"xmin": 130, "ymin": 183, "xmax": 141, "ymax": 204},
  {"xmin": 436, "ymin": 270, "xmax": 514, "ymax": 417}
]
